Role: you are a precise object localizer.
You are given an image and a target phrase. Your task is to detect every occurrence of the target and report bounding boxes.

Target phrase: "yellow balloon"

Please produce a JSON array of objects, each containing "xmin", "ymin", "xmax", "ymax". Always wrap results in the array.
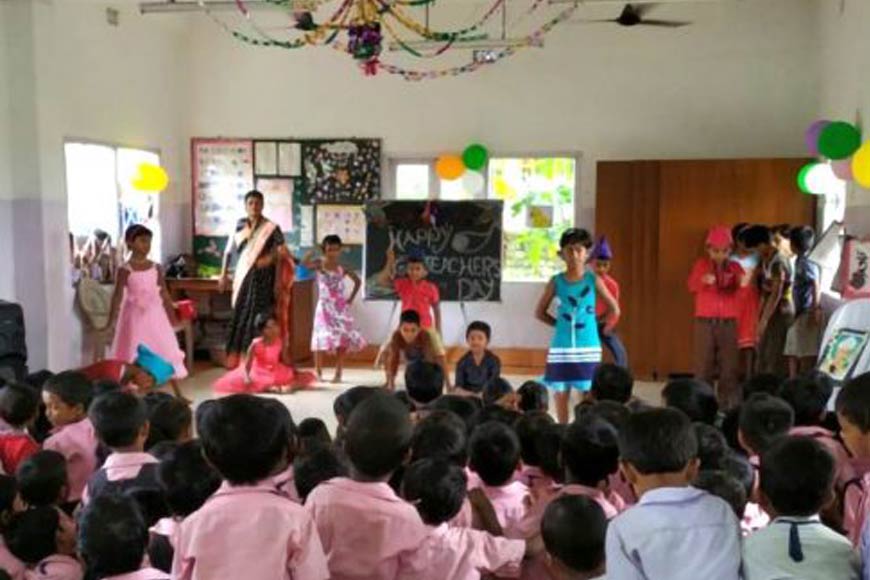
[
  {"xmin": 133, "ymin": 163, "xmax": 169, "ymax": 192},
  {"xmin": 435, "ymin": 155, "xmax": 465, "ymax": 181},
  {"xmin": 854, "ymin": 143, "xmax": 870, "ymax": 189}
]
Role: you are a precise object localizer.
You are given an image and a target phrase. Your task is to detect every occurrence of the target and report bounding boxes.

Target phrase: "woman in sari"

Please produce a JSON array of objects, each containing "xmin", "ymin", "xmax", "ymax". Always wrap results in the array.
[{"xmin": 219, "ymin": 190, "xmax": 294, "ymax": 368}]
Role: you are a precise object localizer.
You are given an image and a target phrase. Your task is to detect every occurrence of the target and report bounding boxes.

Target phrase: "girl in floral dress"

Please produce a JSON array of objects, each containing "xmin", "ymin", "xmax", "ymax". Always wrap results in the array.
[{"xmin": 305, "ymin": 235, "xmax": 367, "ymax": 383}]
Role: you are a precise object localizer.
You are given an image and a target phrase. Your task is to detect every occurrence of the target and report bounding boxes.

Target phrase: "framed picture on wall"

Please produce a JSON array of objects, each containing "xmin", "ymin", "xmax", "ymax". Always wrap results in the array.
[
  {"xmin": 841, "ymin": 238, "xmax": 870, "ymax": 299},
  {"xmin": 818, "ymin": 328, "xmax": 870, "ymax": 383}
]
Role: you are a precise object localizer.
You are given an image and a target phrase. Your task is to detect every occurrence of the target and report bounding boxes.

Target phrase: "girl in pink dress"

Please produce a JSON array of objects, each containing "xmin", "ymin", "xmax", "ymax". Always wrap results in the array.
[
  {"xmin": 213, "ymin": 314, "xmax": 316, "ymax": 394},
  {"xmin": 107, "ymin": 225, "xmax": 187, "ymax": 381},
  {"xmin": 305, "ymin": 235, "xmax": 367, "ymax": 384}
]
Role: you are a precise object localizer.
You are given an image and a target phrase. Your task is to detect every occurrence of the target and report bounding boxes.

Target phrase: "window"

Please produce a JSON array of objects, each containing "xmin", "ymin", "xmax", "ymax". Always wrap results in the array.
[
  {"xmin": 65, "ymin": 142, "xmax": 162, "ymax": 261},
  {"xmin": 487, "ymin": 157, "xmax": 577, "ymax": 282},
  {"xmin": 391, "ymin": 158, "xmax": 480, "ymax": 201}
]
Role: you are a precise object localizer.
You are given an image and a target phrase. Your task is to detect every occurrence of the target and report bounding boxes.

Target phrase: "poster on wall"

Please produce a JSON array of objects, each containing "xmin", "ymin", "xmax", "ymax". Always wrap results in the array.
[
  {"xmin": 841, "ymin": 238, "xmax": 870, "ymax": 299},
  {"xmin": 255, "ymin": 178, "xmax": 294, "ymax": 232},
  {"xmin": 278, "ymin": 142, "xmax": 302, "ymax": 177},
  {"xmin": 302, "ymin": 139, "xmax": 381, "ymax": 203},
  {"xmin": 818, "ymin": 328, "xmax": 870, "ymax": 382},
  {"xmin": 193, "ymin": 139, "xmax": 254, "ymax": 236},
  {"xmin": 254, "ymin": 141, "xmax": 278, "ymax": 175},
  {"xmin": 316, "ymin": 205, "xmax": 366, "ymax": 245}
]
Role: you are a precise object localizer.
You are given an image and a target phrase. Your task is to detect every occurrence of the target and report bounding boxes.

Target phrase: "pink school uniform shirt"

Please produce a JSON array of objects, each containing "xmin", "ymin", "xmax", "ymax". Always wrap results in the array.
[
  {"xmin": 475, "ymin": 481, "xmax": 530, "ymax": 536},
  {"xmin": 790, "ymin": 425, "xmax": 854, "ymax": 490},
  {"xmin": 43, "ymin": 418, "xmax": 98, "ymax": 502},
  {"xmin": 0, "ymin": 537, "xmax": 26, "ymax": 580},
  {"xmin": 273, "ymin": 464, "xmax": 302, "ymax": 503},
  {"xmin": 517, "ymin": 466, "xmax": 556, "ymax": 501},
  {"xmin": 305, "ymin": 477, "xmax": 429, "ymax": 580},
  {"xmin": 24, "ymin": 555, "xmax": 83, "ymax": 580},
  {"xmin": 394, "ymin": 279, "xmax": 439, "ymax": 329},
  {"xmin": 82, "ymin": 452, "xmax": 158, "ymax": 505},
  {"xmin": 172, "ymin": 481, "xmax": 328, "ymax": 580},
  {"xmin": 102, "ymin": 569, "xmax": 170, "ymax": 580},
  {"xmin": 400, "ymin": 524, "xmax": 525, "ymax": 580}
]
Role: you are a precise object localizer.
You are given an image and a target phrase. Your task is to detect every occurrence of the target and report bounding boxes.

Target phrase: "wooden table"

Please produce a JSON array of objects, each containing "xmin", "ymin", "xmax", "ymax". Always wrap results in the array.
[{"xmin": 166, "ymin": 278, "xmax": 315, "ymax": 366}]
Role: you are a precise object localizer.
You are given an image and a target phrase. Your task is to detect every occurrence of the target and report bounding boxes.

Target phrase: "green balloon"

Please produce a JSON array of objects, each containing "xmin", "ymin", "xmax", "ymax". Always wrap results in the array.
[
  {"xmin": 463, "ymin": 144, "xmax": 489, "ymax": 171},
  {"xmin": 818, "ymin": 122, "xmax": 861, "ymax": 160},
  {"xmin": 796, "ymin": 163, "xmax": 814, "ymax": 194}
]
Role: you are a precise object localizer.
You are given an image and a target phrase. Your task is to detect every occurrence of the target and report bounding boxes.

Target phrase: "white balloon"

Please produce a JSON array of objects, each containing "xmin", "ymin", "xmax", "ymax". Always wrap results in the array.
[
  {"xmin": 805, "ymin": 162, "xmax": 839, "ymax": 195},
  {"xmin": 461, "ymin": 171, "xmax": 485, "ymax": 195}
]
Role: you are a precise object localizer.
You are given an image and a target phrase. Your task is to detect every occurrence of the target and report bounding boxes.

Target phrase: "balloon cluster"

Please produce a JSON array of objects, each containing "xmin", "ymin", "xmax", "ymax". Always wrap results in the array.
[
  {"xmin": 131, "ymin": 163, "xmax": 169, "ymax": 193},
  {"xmin": 799, "ymin": 120, "xmax": 870, "ymax": 194},
  {"xmin": 435, "ymin": 144, "xmax": 489, "ymax": 195}
]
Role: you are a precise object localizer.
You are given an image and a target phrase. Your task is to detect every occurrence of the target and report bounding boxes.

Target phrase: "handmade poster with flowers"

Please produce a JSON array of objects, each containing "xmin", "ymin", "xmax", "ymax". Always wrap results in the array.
[
  {"xmin": 818, "ymin": 328, "xmax": 870, "ymax": 382},
  {"xmin": 842, "ymin": 239, "xmax": 870, "ymax": 299}
]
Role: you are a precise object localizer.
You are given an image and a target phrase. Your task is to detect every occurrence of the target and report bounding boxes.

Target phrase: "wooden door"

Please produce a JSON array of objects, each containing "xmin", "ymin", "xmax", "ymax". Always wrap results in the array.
[{"xmin": 597, "ymin": 159, "xmax": 815, "ymax": 380}]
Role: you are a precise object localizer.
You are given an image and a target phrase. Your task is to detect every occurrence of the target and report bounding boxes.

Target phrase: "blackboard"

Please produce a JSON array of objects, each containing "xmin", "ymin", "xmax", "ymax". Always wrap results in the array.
[{"xmin": 364, "ymin": 201, "xmax": 503, "ymax": 302}]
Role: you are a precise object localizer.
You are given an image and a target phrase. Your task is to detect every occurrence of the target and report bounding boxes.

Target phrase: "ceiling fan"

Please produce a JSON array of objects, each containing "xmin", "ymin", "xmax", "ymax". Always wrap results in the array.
[{"xmin": 573, "ymin": 3, "xmax": 692, "ymax": 28}]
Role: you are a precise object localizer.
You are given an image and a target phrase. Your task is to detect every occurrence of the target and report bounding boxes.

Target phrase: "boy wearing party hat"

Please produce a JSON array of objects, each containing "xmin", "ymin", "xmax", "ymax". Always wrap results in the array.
[
  {"xmin": 591, "ymin": 236, "xmax": 628, "ymax": 368},
  {"xmin": 687, "ymin": 226, "xmax": 745, "ymax": 410}
]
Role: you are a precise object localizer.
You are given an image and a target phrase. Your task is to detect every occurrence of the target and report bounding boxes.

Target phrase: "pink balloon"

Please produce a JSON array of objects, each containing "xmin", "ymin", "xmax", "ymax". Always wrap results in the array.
[
  {"xmin": 833, "ymin": 159, "xmax": 854, "ymax": 181},
  {"xmin": 806, "ymin": 120, "xmax": 831, "ymax": 156}
]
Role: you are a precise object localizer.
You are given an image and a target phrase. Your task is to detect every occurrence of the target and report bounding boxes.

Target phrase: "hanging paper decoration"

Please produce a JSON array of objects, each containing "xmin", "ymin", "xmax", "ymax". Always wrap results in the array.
[
  {"xmin": 854, "ymin": 143, "xmax": 870, "ymax": 189},
  {"xmin": 805, "ymin": 120, "xmax": 831, "ymax": 156},
  {"xmin": 461, "ymin": 171, "xmax": 485, "ymax": 195},
  {"xmin": 436, "ymin": 155, "xmax": 465, "ymax": 181},
  {"xmin": 463, "ymin": 144, "xmax": 489, "ymax": 171},
  {"xmin": 199, "ymin": 0, "xmax": 579, "ymax": 80},
  {"xmin": 818, "ymin": 122, "xmax": 862, "ymax": 160},
  {"xmin": 132, "ymin": 163, "xmax": 169, "ymax": 192}
]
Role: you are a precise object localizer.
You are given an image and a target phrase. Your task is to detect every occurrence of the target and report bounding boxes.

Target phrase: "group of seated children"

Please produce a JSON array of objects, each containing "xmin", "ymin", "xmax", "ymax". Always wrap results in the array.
[{"xmin": 4, "ymin": 352, "xmax": 870, "ymax": 580}]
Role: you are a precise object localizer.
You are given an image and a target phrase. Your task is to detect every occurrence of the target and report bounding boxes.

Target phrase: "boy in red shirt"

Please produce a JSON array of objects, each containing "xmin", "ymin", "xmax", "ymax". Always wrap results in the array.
[
  {"xmin": 0, "ymin": 382, "xmax": 40, "ymax": 474},
  {"xmin": 591, "ymin": 236, "xmax": 628, "ymax": 368},
  {"xmin": 687, "ymin": 226, "xmax": 744, "ymax": 410}
]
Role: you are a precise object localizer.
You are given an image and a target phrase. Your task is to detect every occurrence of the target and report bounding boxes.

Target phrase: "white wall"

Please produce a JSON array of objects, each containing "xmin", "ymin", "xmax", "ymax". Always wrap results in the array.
[
  {"xmin": 818, "ymin": 0, "xmax": 870, "ymax": 235},
  {"xmin": 0, "ymin": 2, "xmax": 15, "ymax": 300},
  {"xmin": 183, "ymin": 0, "xmax": 820, "ymax": 348}
]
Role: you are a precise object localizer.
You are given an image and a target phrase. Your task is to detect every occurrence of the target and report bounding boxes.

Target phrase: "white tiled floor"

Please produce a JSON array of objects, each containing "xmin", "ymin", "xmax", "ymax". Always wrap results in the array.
[{"xmin": 180, "ymin": 365, "xmax": 665, "ymax": 435}]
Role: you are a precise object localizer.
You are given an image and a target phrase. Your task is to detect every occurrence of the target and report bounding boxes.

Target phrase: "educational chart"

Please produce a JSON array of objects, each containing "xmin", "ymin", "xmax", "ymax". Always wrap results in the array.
[
  {"xmin": 192, "ymin": 138, "xmax": 379, "ymax": 276},
  {"xmin": 302, "ymin": 140, "xmax": 381, "ymax": 203},
  {"xmin": 364, "ymin": 200, "xmax": 503, "ymax": 302}
]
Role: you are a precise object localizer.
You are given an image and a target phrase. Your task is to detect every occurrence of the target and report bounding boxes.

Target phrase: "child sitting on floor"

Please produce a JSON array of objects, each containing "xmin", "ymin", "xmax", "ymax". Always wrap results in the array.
[
  {"xmin": 744, "ymin": 436, "xmax": 859, "ymax": 580},
  {"xmin": 588, "ymin": 364, "xmax": 634, "ymax": 405},
  {"xmin": 517, "ymin": 381, "xmax": 549, "ymax": 413},
  {"xmin": 542, "ymin": 495, "xmax": 608, "ymax": 580},
  {"xmin": 835, "ymin": 373, "xmax": 870, "ymax": 546},
  {"xmin": 80, "ymin": 493, "xmax": 171, "ymax": 580},
  {"xmin": 293, "ymin": 446, "xmax": 348, "ymax": 504},
  {"xmin": 515, "ymin": 412, "xmax": 556, "ymax": 496},
  {"xmin": 41, "ymin": 371, "xmax": 98, "ymax": 506},
  {"xmin": 0, "ymin": 475, "xmax": 24, "ymax": 579},
  {"xmin": 0, "ymin": 383, "xmax": 40, "ymax": 475},
  {"xmin": 305, "ymin": 392, "xmax": 427, "ymax": 579},
  {"xmin": 454, "ymin": 321, "xmax": 502, "ymax": 397},
  {"xmin": 173, "ymin": 395, "xmax": 328, "ymax": 579},
  {"xmin": 406, "ymin": 361, "xmax": 445, "ymax": 407},
  {"xmin": 401, "ymin": 458, "xmax": 526, "ymax": 580},
  {"xmin": 4, "ymin": 506, "xmax": 81, "ymax": 580},
  {"xmin": 16, "ymin": 450, "xmax": 67, "ymax": 509},
  {"xmin": 83, "ymin": 392, "xmax": 160, "ymax": 505},
  {"xmin": 606, "ymin": 408, "xmax": 741, "ymax": 580},
  {"xmin": 384, "ymin": 310, "xmax": 450, "ymax": 391},
  {"xmin": 144, "ymin": 393, "xmax": 193, "ymax": 452},
  {"xmin": 662, "ymin": 378, "xmax": 719, "ymax": 426},
  {"xmin": 468, "ymin": 421, "xmax": 529, "ymax": 534}
]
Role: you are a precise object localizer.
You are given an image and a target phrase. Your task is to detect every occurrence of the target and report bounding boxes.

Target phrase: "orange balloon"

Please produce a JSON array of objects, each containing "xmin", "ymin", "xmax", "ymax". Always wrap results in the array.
[{"xmin": 436, "ymin": 155, "xmax": 465, "ymax": 181}]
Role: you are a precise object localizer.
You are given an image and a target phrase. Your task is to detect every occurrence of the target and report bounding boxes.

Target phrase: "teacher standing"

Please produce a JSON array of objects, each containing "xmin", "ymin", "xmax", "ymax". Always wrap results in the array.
[{"xmin": 219, "ymin": 190, "xmax": 287, "ymax": 368}]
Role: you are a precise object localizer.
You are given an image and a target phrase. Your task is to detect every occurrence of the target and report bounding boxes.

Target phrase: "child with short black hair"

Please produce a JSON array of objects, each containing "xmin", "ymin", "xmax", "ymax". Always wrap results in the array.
[
  {"xmin": 606, "ymin": 408, "xmax": 741, "ymax": 580},
  {"xmin": 785, "ymin": 225, "xmax": 822, "ymax": 378},
  {"xmin": 469, "ymin": 421, "xmax": 529, "ymax": 533},
  {"xmin": 402, "ymin": 458, "xmax": 526, "ymax": 580},
  {"xmin": 482, "ymin": 377, "xmax": 514, "ymax": 408},
  {"xmin": 4, "ymin": 506, "xmax": 81, "ymax": 579},
  {"xmin": 536, "ymin": 228, "xmax": 620, "ymax": 424},
  {"xmin": 515, "ymin": 411, "xmax": 556, "ymax": 496},
  {"xmin": 0, "ymin": 475, "xmax": 24, "ymax": 579},
  {"xmin": 542, "ymin": 495, "xmax": 607, "ymax": 580},
  {"xmin": 385, "ymin": 310, "xmax": 450, "ymax": 391},
  {"xmin": 405, "ymin": 361, "xmax": 444, "ymax": 406},
  {"xmin": 718, "ymin": 451, "xmax": 769, "ymax": 535},
  {"xmin": 744, "ymin": 436, "xmax": 859, "ymax": 580},
  {"xmin": 84, "ymin": 392, "xmax": 159, "ymax": 505},
  {"xmin": 738, "ymin": 393, "xmax": 794, "ymax": 459},
  {"xmin": 332, "ymin": 385, "xmax": 378, "ymax": 444},
  {"xmin": 590, "ymin": 363, "xmax": 634, "ymax": 404},
  {"xmin": 42, "ymin": 371, "xmax": 98, "ymax": 505},
  {"xmin": 297, "ymin": 418, "xmax": 332, "ymax": 456},
  {"xmin": 835, "ymin": 372, "xmax": 870, "ymax": 545},
  {"xmin": 293, "ymin": 446, "xmax": 348, "ymax": 503},
  {"xmin": 428, "ymin": 395, "xmax": 481, "ymax": 436},
  {"xmin": 80, "ymin": 493, "xmax": 170, "ymax": 579},
  {"xmin": 662, "ymin": 378, "xmax": 719, "ymax": 425},
  {"xmin": 16, "ymin": 450, "xmax": 67, "ymax": 508},
  {"xmin": 694, "ymin": 422, "xmax": 729, "ymax": 471},
  {"xmin": 174, "ymin": 395, "xmax": 328, "ymax": 579},
  {"xmin": 516, "ymin": 381, "xmax": 549, "ymax": 413},
  {"xmin": 144, "ymin": 392, "xmax": 193, "ymax": 452},
  {"xmin": 455, "ymin": 321, "xmax": 502, "ymax": 397},
  {"xmin": 305, "ymin": 392, "xmax": 426, "ymax": 578},
  {"xmin": 693, "ymin": 470, "xmax": 747, "ymax": 521},
  {"xmin": 0, "ymin": 383, "xmax": 40, "ymax": 475}
]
